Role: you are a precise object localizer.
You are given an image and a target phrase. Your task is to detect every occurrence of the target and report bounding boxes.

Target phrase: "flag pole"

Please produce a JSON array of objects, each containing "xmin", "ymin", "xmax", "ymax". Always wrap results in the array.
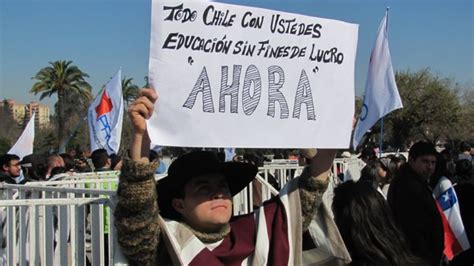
[
  {"xmin": 59, "ymin": 115, "xmax": 88, "ymax": 153},
  {"xmin": 379, "ymin": 117, "xmax": 383, "ymax": 158},
  {"xmin": 378, "ymin": 6, "xmax": 389, "ymax": 158}
]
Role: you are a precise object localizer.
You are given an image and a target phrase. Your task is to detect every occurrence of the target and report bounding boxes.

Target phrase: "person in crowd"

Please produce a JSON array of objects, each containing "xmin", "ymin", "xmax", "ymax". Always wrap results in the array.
[
  {"xmin": 19, "ymin": 154, "xmax": 47, "ymax": 181},
  {"xmin": 332, "ymin": 180, "xmax": 425, "ymax": 265},
  {"xmin": 0, "ymin": 154, "xmax": 21, "ymax": 184},
  {"xmin": 429, "ymin": 153, "xmax": 450, "ymax": 190},
  {"xmin": 110, "ymin": 153, "xmax": 123, "ymax": 171},
  {"xmin": 90, "ymin": 149, "xmax": 111, "ymax": 172},
  {"xmin": 450, "ymin": 159, "xmax": 474, "ymax": 265},
  {"xmin": 387, "ymin": 141, "xmax": 444, "ymax": 266},
  {"xmin": 395, "ymin": 154, "xmax": 407, "ymax": 168},
  {"xmin": 378, "ymin": 157, "xmax": 395, "ymax": 195},
  {"xmin": 232, "ymin": 154, "xmax": 243, "ymax": 162},
  {"xmin": 358, "ymin": 147, "xmax": 376, "ymax": 165},
  {"xmin": 359, "ymin": 159, "xmax": 391, "ymax": 198},
  {"xmin": 42, "ymin": 154, "xmax": 66, "ymax": 180},
  {"xmin": 66, "ymin": 148, "xmax": 77, "ymax": 159},
  {"xmin": 59, "ymin": 153, "xmax": 76, "ymax": 172},
  {"xmin": 86, "ymin": 149, "xmax": 115, "ymax": 265},
  {"xmin": 114, "ymin": 88, "xmax": 350, "ymax": 265},
  {"xmin": 440, "ymin": 148, "xmax": 457, "ymax": 177},
  {"xmin": 458, "ymin": 141, "xmax": 472, "ymax": 161},
  {"xmin": 73, "ymin": 147, "xmax": 92, "ymax": 172}
]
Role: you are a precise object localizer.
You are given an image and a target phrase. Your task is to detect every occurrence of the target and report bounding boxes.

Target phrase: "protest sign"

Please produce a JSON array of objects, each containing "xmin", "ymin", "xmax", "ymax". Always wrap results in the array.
[{"xmin": 148, "ymin": 0, "xmax": 358, "ymax": 148}]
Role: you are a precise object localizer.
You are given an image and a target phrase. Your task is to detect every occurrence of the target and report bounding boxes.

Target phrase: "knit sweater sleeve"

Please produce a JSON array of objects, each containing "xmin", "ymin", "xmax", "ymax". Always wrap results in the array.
[
  {"xmin": 114, "ymin": 159, "xmax": 161, "ymax": 266},
  {"xmin": 298, "ymin": 167, "xmax": 330, "ymax": 232}
]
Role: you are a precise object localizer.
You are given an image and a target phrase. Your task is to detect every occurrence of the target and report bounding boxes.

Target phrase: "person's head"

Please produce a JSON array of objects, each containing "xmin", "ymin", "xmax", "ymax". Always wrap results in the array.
[
  {"xmin": 90, "ymin": 149, "xmax": 111, "ymax": 170},
  {"xmin": 46, "ymin": 154, "xmax": 65, "ymax": 177},
  {"xmin": 0, "ymin": 154, "xmax": 21, "ymax": 178},
  {"xmin": 20, "ymin": 154, "xmax": 47, "ymax": 181},
  {"xmin": 440, "ymin": 148, "xmax": 454, "ymax": 161},
  {"xmin": 158, "ymin": 151, "xmax": 257, "ymax": 233},
  {"xmin": 396, "ymin": 154, "xmax": 407, "ymax": 166},
  {"xmin": 149, "ymin": 150, "xmax": 160, "ymax": 162},
  {"xmin": 408, "ymin": 141, "xmax": 437, "ymax": 180},
  {"xmin": 110, "ymin": 154, "xmax": 122, "ymax": 170},
  {"xmin": 459, "ymin": 141, "xmax": 471, "ymax": 153},
  {"xmin": 332, "ymin": 181, "xmax": 422, "ymax": 265},
  {"xmin": 359, "ymin": 147, "xmax": 376, "ymax": 164},
  {"xmin": 67, "ymin": 149, "xmax": 77, "ymax": 159},
  {"xmin": 359, "ymin": 159, "xmax": 389, "ymax": 189},
  {"xmin": 455, "ymin": 159, "xmax": 473, "ymax": 181},
  {"xmin": 59, "ymin": 153, "xmax": 75, "ymax": 172}
]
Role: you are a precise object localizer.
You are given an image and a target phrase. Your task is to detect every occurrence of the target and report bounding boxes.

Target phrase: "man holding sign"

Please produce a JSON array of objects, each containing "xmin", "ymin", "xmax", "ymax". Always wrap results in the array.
[
  {"xmin": 115, "ymin": 0, "xmax": 357, "ymax": 264},
  {"xmin": 115, "ymin": 88, "xmax": 351, "ymax": 265}
]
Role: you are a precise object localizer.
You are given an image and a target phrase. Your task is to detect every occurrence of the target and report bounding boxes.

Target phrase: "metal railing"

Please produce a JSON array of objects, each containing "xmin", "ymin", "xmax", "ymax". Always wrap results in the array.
[{"xmin": 0, "ymin": 158, "xmax": 362, "ymax": 265}]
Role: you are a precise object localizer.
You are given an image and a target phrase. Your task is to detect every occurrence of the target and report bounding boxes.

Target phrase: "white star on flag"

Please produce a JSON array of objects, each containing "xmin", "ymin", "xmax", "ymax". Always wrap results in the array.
[{"xmin": 442, "ymin": 193, "xmax": 450, "ymax": 202}]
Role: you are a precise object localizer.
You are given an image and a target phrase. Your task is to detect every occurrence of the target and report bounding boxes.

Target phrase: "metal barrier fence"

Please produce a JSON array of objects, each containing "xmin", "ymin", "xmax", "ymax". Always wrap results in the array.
[{"xmin": 0, "ymin": 158, "xmax": 362, "ymax": 265}]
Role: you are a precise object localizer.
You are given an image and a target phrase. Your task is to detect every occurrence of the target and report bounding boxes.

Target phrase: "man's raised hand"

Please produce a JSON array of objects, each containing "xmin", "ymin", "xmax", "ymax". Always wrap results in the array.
[
  {"xmin": 128, "ymin": 88, "xmax": 158, "ymax": 136},
  {"xmin": 128, "ymin": 88, "xmax": 158, "ymax": 162}
]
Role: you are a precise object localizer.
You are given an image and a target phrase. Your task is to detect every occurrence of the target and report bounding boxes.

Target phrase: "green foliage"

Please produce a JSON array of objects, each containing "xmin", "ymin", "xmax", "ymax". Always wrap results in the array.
[
  {"xmin": 0, "ymin": 106, "xmax": 21, "ymax": 149},
  {"xmin": 0, "ymin": 137, "xmax": 12, "ymax": 155},
  {"xmin": 373, "ymin": 69, "xmax": 464, "ymax": 150},
  {"xmin": 34, "ymin": 126, "xmax": 57, "ymax": 154},
  {"xmin": 122, "ymin": 77, "xmax": 140, "ymax": 107},
  {"xmin": 31, "ymin": 60, "xmax": 92, "ymax": 151}
]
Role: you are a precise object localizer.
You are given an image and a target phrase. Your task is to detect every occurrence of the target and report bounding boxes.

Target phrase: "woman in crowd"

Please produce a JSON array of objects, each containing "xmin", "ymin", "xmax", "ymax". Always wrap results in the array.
[
  {"xmin": 358, "ymin": 159, "xmax": 391, "ymax": 198},
  {"xmin": 332, "ymin": 180, "xmax": 425, "ymax": 265}
]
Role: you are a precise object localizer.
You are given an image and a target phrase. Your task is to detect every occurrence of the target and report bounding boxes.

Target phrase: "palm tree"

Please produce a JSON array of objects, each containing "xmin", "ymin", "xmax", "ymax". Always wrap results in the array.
[
  {"xmin": 121, "ymin": 77, "xmax": 139, "ymax": 107},
  {"xmin": 31, "ymin": 60, "xmax": 92, "ymax": 151}
]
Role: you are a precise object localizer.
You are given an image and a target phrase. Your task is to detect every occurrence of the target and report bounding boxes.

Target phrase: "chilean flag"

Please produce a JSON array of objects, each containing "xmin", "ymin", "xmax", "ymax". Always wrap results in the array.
[
  {"xmin": 433, "ymin": 176, "xmax": 470, "ymax": 260},
  {"xmin": 88, "ymin": 69, "xmax": 124, "ymax": 154}
]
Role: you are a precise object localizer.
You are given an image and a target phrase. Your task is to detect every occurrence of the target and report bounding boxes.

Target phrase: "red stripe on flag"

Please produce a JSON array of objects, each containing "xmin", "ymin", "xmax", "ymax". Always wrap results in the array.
[{"xmin": 435, "ymin": 201, "xmax": 462, "ymax": 260}]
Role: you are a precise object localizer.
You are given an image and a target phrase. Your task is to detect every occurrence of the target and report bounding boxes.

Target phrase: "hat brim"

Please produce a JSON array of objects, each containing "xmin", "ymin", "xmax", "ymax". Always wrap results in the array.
[{"xmin": 157, "ymin": 162, "xmax": 257, "ymax": 219}]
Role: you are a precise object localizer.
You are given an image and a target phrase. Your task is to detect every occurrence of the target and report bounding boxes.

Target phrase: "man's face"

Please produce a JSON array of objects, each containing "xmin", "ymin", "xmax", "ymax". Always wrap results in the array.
[
  {"xmin": 172, "ymin": 174, "xmax": 232, "ymax": 232},
  {"xmin": 2, "ymin": 159, "xmax": 21, "ymax": 178},
  {"xmin": 409, "ymin": 155, "xmax": 437, "ymax": 180}
]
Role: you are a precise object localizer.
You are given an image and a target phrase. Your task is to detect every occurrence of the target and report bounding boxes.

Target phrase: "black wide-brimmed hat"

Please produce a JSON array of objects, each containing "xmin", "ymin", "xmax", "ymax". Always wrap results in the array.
[{"xmin": 157, "ymin": 151, "xmax": 257, "ymax": 219}]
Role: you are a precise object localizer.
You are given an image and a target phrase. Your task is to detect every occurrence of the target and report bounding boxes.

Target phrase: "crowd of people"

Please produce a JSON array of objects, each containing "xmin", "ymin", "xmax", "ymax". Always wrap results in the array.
[
  {"xmin": 0, "ymin": 146, "xmax": 168, "ymax": 187},
  {"xmin": 1, "ymin": 88, "xmax": 473, "ymax": 265}
]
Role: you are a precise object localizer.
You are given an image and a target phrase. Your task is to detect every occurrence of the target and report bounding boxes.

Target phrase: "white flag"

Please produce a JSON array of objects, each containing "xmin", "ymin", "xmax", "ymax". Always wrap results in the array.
[
  {"xmin": 9, "ymin": 112, "xmax": 35, "ymax": 159},
  {"xmin": 8, "ymin": 112, "xmax": 35, "ymax": 183},
  {"xmin": 352, "ymin": 10, "xmax": 402, "ymax": 149},
  {"xmin": 88, "ymin": 69, "xmax": 124, "ymax": 154}
]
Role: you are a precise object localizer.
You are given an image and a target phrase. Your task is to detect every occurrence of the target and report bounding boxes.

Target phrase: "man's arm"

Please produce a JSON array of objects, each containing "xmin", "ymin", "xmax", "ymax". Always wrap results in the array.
[
  {"xmin": 114, "ymin": 88, "xmax": 161, "ymax": 265},
  {"xmin": 298, "ymin": 149, "xmax": 337, "ymax": 231}
]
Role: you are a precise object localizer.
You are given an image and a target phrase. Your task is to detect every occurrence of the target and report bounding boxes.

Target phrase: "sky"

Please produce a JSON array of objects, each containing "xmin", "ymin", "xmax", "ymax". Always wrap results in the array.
[{"xmin": 0, "ymin": 0, "xmax": 473, "ymax": 111}]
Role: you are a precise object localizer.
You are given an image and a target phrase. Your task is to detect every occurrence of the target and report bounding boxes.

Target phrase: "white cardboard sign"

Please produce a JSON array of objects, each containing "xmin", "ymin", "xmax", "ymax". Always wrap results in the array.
[{"xmin": 148, "ymin": 0, "xmax": 358, "ymax": 148}]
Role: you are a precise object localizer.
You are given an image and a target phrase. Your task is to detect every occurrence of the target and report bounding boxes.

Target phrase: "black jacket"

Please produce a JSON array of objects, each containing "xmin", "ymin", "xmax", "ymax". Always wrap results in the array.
[
  {"xmin": 387, "ymin": 164, "xmax": 444, "ymax": 266},
  {"xmin": 0, "ymin": 172, "xmax": 17, "ymax": 184}
]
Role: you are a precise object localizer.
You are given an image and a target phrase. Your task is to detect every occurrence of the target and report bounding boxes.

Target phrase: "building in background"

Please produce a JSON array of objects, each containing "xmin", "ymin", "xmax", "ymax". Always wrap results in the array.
[{"xmin": 0, "ymin": 99, "xmax": 50, "ymax": 128}]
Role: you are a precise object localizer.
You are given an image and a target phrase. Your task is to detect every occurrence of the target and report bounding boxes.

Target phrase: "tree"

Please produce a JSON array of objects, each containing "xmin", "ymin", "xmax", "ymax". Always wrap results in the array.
[
  {"xmin": 0, "ymin": 137, "xmax": 11, "ymax": 155},
  {"xmin": 384, "ymin": 69, "xmax": 462, "ymax": 149},
  {"xmin": 450, "ymin": 87, "xmax": 474, "ymax": 143},
  {"xmin": 31, "ymin": 60, "xmax": 92, "ymax": 152},
  {"xmin": 0, "ymin": 101, "xmax": 21, "ymax": 149},
  {"xmin": 122, "ymin": 77, "xmax": 139, "ymax": 107}
]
